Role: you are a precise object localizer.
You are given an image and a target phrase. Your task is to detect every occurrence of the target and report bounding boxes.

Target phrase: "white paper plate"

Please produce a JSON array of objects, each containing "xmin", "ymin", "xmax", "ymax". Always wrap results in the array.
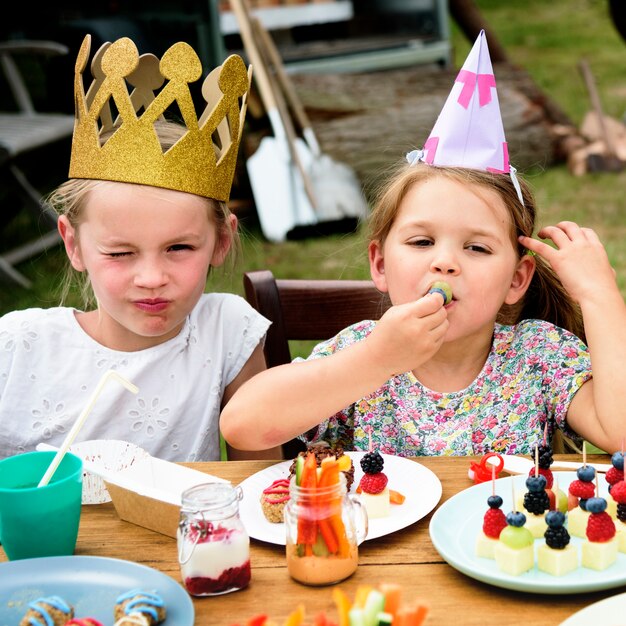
[
  {"xmin": 239, "ymin": 451, "xmax": 442, "ymax": 545},
  {"xmin": 559, "ymin": 591, "xmax": 626, "ymax": 625},
  {"xmin": 69, "ymin": 440, "xmax": 149, "ymax": 504}
]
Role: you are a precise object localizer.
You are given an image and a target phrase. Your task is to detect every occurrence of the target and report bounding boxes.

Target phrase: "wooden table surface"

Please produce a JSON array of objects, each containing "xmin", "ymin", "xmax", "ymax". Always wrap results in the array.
[{"xmin": 2, "ymin": 455, "xmax": 623, "ymax": 625}]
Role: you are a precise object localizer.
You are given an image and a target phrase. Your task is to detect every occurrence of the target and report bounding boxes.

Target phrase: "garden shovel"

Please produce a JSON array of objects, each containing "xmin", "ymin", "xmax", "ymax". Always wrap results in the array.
[
  {"xmin": 578, "ymin": 59, "xmax": 625, "ymax": 172},
  {"xmin": 230, "ymin": 0, "xmax": 362, "ymax": 242},
  {"xmin": 252, "ymin": 18, "xmax": 369, "ymax": 224}
]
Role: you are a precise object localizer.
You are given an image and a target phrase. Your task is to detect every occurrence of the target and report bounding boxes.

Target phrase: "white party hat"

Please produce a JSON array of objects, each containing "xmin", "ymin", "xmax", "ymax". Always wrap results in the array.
[{"xmin": 407, "ymin": 30, "xmax": 523, "ymax": 202}]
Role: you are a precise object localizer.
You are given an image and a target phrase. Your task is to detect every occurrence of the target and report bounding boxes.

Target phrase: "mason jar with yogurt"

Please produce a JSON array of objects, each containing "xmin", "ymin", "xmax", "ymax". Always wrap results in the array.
[{"xmin": 177, "ymin": 482, "xmax": 250, "ymax": 596}]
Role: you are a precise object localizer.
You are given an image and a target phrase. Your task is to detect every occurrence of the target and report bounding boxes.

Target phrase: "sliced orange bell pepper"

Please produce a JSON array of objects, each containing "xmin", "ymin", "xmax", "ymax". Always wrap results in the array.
[
  {"xmin": 318, "ymin": 518, "xmax": 339, "ymax": 553},
  {"xmin": 313, "ymin": 611, "xmax": 338, "ymax": 626},
  {"xmin": 317, "ymin": 458, "xmax": 350, "ymax": 556},
  {"xmin": 332, "ymin": 588, "xmax": 351, "ymax": 626},
  {"xmin": 378, "ymin": 582, "xmax": 402, "ymax": 620},
  {"xmin": 284, "ymin": 604, "xmax": 306, "ymax": 626},
  {"xmin": 297, "ymin": 452, "xmax": 318, "ymax": 547},
  {"xmin": 395, "ymin": 603, "xmax": 429, "ymax": 626},
  {"xmin": 390, "ymin": 489, "xmax": 406, "ymax": 504},
  {"xmin": 353, "ymin": 585, "xmax": 373, "ymax": 608}
]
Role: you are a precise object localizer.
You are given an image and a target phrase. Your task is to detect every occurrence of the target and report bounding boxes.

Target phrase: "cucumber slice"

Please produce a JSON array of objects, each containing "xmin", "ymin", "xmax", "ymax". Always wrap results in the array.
[
  {"xmin": 349, "ymin": 608, "xmax": 366, "ymax": 626},
  {"xmin": 363, "ymin": 589, "xmax": 386, "ymax": 626},
  {"xmin": 376, "ymin": 612, "xmax": 393, "ymax": 626},
  {"xmin": 312, "ymin": 532, "xmax": 330, "ymax": 557},
  {"xmin": 295, "ymin": 455, "xmax": 305, "ymax": 486}
]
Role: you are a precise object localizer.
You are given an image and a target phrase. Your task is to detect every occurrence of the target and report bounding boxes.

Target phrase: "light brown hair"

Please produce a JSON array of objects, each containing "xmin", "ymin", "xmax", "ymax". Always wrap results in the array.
[
  {"xmin": 45, "ymin": 120, "xmax": 240, "ymax": 309},
  {"xmin": 368, "ymin": 162, "xmax": 585, "ymax": 341}
]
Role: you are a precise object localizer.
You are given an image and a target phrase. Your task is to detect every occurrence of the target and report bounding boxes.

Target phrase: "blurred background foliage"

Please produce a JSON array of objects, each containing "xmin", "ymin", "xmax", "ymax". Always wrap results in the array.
[{"xmin": 1, "ymin": 0, "xmax": 625, "ymax": 315}]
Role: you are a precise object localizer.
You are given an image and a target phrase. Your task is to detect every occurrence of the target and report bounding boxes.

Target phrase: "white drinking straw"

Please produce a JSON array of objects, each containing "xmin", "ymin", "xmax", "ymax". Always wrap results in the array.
[{"xmin": 37, "ymin": 370, "xmax": 139, "ymax": 487}]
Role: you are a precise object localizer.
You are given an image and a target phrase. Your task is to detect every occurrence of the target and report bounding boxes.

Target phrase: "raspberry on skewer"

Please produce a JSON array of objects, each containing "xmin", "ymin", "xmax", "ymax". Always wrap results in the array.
[
  {"xmin": 605, "ymin": 450, "xmax": 624, "ymax": 519},
  {"xmin": 475, "ymin": 464, "xmax": 507, "ymax": 559},
  {"xmin": 581, "ymin": 495, "xmax": 618, "ymax": 570},
  {"xmin": 357, "ymin": 431, "xmax": 392, "ymax": 519},
  {"xmin": 609, "ymin": 479, "xmax": 626, "ymax": 553},
  {"xmin": 567, "ymin": 442, "xmax": 596, "ymax": 538}
]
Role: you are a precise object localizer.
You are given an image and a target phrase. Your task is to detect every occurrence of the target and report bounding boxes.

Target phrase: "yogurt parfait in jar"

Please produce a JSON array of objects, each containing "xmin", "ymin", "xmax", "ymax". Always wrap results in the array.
[{"xmin": 178, "ymin": 482, "xmax": 251, "ymax": 596}]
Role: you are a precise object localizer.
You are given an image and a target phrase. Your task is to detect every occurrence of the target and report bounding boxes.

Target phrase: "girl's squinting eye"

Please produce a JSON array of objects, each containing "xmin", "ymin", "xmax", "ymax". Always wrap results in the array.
[
  {"xmin": 169, "ymin": 244, "xmax": 194, "ymax": 252},
  {"xmin": 107, "ymin": 251, "xmax": 131, "ymax": 258},
  {"xmin": 409, "ymin": 238, "xmax": 433, "ymax": 247},
  {"xmin": 466, "ymin": 244, "xmax": 491, "ymax": 254}
]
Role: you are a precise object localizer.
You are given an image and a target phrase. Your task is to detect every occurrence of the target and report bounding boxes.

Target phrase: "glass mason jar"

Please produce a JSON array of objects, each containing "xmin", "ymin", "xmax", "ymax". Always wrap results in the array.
[
  {"xmin": 284, "ymin": 474, "xmax": 368, "ymax": 586},
  {"xmin": 177, "ymin": 482, "xmax": 251, "ymax": 596}
]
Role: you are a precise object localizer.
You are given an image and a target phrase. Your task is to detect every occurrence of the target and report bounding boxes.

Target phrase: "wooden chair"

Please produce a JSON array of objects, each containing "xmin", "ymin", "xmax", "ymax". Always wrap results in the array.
[
  {"xmin": 243, "ymin": 269, "xmax": 391, "ymax": 457},
  {"xmin": 0, "ymin": 40, "xmax": 75, "ymax": 288}
]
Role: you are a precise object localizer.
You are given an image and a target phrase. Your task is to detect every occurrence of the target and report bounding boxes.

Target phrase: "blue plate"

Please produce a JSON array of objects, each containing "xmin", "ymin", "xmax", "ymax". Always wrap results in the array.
[
  {"xmin": 429, "ymin": 472, "xmax": 626, "ymax": 594},
  {"xmin": 0, "ymin": 555, "xmax": 194, "ymax": 625}
]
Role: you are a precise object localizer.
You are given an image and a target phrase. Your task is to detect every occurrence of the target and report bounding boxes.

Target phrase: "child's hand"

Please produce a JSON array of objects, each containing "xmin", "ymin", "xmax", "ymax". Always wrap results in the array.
[
  {"xmin": 519, "ymin": 221, "xmax": 617, "ymax": 304},
  {"xmin": 365, "ymin": 292, "xmax": 448, "ymax": 378}
]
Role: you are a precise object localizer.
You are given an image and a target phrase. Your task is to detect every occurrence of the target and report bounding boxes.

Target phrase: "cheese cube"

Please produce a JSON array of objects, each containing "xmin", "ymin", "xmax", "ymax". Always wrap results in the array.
[{"xmin": 537, "ymin": 543, "xmax": 578, "ymax": 576}]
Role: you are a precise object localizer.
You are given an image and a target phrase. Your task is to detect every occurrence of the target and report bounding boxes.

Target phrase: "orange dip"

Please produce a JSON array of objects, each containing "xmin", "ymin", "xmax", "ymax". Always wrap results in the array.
[{"xmin": 286, "ymin": 545, "xmax": 358, "ymax": 585}]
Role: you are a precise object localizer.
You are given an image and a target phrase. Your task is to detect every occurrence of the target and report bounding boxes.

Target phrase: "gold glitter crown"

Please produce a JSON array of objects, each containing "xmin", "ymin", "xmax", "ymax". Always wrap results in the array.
[{"xmin": 69, "ymin": 35, "xmax": 251, "ymax": 201}]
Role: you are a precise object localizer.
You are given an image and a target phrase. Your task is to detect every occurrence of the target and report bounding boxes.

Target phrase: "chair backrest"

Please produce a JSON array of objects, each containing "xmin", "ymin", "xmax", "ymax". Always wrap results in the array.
[
  {"xmin": 243, "ymin": 269, "xmax": 391, "ymax": 457},
  {"xmin": 243, "ymin": 269, "xmax": 391, "ymax": 368},
  {"xmin": 0, "ymin": 40, "xmax": 74, "ymax": 287}
]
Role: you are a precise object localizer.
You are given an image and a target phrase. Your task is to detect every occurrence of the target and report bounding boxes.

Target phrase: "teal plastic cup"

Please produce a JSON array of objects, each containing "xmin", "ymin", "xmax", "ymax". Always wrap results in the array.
[{"xmin": 0, "ymin": 450, "xmax": 83, "ymax": 560}]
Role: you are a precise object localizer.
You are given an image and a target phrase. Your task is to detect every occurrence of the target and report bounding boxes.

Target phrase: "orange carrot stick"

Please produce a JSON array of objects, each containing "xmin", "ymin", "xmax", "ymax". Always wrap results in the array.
[{"xmin": 297, "ymin": 453, "xmax": 318, "ymax": 547}]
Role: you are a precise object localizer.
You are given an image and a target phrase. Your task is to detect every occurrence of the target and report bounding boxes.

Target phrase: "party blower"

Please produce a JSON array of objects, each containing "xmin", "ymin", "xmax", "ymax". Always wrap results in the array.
[{"xmin": 37, "ymin": 370, "xmax": 138, "ymax": 487}]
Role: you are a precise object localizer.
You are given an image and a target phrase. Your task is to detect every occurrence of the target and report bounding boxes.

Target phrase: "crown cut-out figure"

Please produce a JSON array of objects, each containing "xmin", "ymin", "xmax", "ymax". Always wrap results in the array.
[{"xmin": 70, "ymin": 35, "xmax": 251, "ymax": 201}]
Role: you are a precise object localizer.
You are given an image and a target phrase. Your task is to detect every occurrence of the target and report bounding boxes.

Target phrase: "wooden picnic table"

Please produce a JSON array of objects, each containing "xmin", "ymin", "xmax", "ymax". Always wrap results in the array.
[{"xmin": 1, "ymin": 455, "xmax": 620, "ymax": 625}]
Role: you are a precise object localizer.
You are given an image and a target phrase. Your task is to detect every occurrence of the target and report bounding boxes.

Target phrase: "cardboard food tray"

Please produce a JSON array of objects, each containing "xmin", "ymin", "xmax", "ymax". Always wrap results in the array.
[{"xmin": 102, "ymin": 456, "xmax": 227, "ymax": 538}]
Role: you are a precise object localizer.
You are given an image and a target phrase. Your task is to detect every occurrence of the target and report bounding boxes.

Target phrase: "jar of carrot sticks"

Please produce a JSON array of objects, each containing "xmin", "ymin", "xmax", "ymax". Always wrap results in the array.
[{"xmin": 284, "ymin": 452, "xmax": 368, "ymax": 585}]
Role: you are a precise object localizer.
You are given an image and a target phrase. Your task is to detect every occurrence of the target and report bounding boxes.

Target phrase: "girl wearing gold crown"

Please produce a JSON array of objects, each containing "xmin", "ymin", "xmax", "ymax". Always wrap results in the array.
[
  {"xmin": 0, "ymin": 35, "xmax": 281, "ymax": 461},
  {"xmin": 221, "ymin": 31, "xmax": 626, "ymax": 458}
]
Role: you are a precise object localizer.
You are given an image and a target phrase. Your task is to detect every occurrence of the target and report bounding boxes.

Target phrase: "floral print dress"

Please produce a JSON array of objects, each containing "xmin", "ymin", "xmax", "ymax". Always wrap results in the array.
[{"xmin": 299, "ymin": 319, "xmax": 591, "ymax": 456}]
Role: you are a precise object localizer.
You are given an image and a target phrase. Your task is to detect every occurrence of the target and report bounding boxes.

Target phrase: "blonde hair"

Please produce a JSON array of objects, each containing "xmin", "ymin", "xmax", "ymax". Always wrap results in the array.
[
  {"xmin": 369, "ymin": 162, "xmax": 585, "ymax": 341},
  {"xmin": 46, "ymin": 120, "xmax": 240, "ymax": 309}
]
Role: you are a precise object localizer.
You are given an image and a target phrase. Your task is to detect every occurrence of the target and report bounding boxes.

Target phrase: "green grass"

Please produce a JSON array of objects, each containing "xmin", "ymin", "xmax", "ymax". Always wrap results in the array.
[{"xmin": 2, "ymin": 0, "xmax": 626, "ymax": 316}]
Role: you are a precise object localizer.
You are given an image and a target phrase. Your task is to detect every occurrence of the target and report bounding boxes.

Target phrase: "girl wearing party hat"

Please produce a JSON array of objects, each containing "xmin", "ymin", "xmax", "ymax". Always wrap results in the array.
[
  {"xmin": 221, "ymin": 31, "xmax": 626, "ymax": 457},
  {"xmin": 0, "ymin": 35, "xmax": 281, "ymax": 461}
]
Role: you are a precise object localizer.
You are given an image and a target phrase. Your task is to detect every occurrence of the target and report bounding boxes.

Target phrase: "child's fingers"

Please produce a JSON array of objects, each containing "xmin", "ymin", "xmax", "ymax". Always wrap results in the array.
[
  {"xmin": 537, "ymin": 222, "xmax": 600, "ymax": 247},
  {"xmin": 518, "ymin": 234, "xmax": 553, "ymax": 258},
  {"xmin": 417, "ymin": 291, "xmax": 449, "ymax": 311}
]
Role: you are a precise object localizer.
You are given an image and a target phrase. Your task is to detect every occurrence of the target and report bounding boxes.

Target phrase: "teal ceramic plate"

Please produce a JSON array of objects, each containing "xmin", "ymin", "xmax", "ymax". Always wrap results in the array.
[
  {"xmin": 0, "ymin": 555, "xmax": 193, "ymax": 625},
  {"xmin": 429, "ymin": 472, "xmax": 626, "ymax": 594},
  {"xmin": 240, "ymin": 452, "xmax": 442, "ymax": 545}
]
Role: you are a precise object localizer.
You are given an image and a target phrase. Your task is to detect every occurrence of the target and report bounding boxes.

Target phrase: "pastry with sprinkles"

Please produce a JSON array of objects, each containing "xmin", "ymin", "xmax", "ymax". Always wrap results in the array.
[
  {"xmin": 66, "ymin": 619, "xmax": 104, "ymax": 626},
  {"xmin": 19, "ymin": 595, "xmax": 74, "ymax": 625},
  {"xmin": 114, "ymin": 589, "xmax": 166, "ymax": 625}
]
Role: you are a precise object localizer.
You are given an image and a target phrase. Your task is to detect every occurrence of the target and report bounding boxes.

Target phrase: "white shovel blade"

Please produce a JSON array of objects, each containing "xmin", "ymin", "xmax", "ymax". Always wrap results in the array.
[{"xmin": 248, "ymin": 136, "xmax": 317, "ymax": 243}]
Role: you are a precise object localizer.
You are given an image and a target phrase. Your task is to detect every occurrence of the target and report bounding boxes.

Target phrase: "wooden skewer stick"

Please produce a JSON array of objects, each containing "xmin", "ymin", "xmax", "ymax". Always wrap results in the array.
[
  {"xmin": 534, "ymin": 444, "xmax": 539, "ymax": 478},
  {"xmin": 511, "ymin": 480, "xmax": 517, "ymax": 513}
]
